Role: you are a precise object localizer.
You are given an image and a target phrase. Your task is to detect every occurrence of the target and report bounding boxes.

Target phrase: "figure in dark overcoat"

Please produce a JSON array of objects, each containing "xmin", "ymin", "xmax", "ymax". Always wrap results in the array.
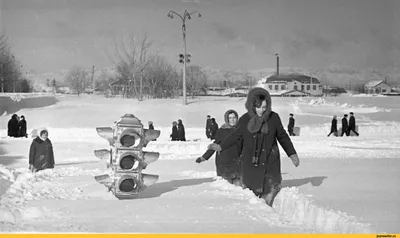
[
  {"xmin": 177, "ymin": 119, "xmax": 186, "ymax": 141},
  {"xmin": 327, "ymin": 115, "xmax": 338, "ymax": 137},
  {"xmin": 196, "ymin": 109, "xmax": 242, "ymax": 185},
  {"xmin": 29, "ymin": 128, "xmax": 55, "ymax": 173}
]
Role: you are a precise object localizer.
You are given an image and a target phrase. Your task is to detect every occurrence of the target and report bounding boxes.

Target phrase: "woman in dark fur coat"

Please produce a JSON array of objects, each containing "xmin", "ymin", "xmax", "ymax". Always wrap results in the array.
[
  {"xmin": 29, "ymin": 128, "xmax": 55, "ymax": 173},
  {"xmin": 207, "ymin": 87, "xmax": 300, "ymax": 206},
  {"xmin": 196, "ymin": 109, "xmax": 242, "ymax": 185}
]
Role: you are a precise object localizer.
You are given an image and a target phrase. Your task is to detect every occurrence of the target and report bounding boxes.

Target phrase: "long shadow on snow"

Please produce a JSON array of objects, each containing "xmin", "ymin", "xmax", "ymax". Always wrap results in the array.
[
  {"xmin": 136, "ymin": 177, "xmax": 215, "ymax": 199},
  {"xmin": 282, "ymin": 176, "xmax": 327, "ymax": 188}
]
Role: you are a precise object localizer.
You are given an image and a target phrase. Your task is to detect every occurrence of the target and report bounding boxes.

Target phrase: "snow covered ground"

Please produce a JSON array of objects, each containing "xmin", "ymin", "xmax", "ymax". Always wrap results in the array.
[{"xmin": 0, "ymin": 94, "xmax": 399, "ymax": 233}]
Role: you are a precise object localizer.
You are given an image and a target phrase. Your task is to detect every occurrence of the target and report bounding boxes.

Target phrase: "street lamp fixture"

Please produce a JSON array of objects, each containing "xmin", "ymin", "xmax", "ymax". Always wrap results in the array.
[{"xmin": 168, "ymin": 10, "xmax": 201, "ymax": 105}]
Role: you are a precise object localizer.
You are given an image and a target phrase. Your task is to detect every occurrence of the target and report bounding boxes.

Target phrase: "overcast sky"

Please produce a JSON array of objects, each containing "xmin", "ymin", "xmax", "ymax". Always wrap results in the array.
[{"xmin": 1, "ymin": 0, "xmax": 399, "ymax": 73}]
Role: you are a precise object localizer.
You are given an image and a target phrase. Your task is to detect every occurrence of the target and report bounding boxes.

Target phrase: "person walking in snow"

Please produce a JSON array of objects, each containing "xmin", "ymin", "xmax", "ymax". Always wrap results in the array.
[
  {"xmin": 327, "ymin": 115, "xmax": 338, "ymax": 137},
  {"xmin": 287, "ymin": 113, "xmax": 296, "ymax": 136},
  {"xmin": 7, "ymin": 114, "xmax": 19, "ymax": 137},
  {"xmin": 207, "ymin": 87, "xmax": 300, "ymax": 207},
  {"xmin": 29, "ymin": 128, "xmax": 55, "ymax": 173},
  {"xmin": 196, "ymin": 109, "xmax": 242, "ymax": 186},
  {"xmin": 18, "ymin": 115, "xmax": 28, "ymax": 138},
  {"xmin": 205, "ymin": 115, "xmax": 212, "ymax": 139},
  {"xmin": 341, "ymin": 114, "xmax": 349, "ymax": 136},
  {"xmin": 347, "ymin": 112, "xmax": 359, "ymax": 136},
  {"xmin": 148, "ymin": 121, "xmax": 154, "ymax": 130},
  {"xmin": 177, "ymin": 119, "xmax": 186, "ymax": 141},
  {"xmin": 170, "ymin": 121, "xmax": 179, "ymax": 141},
  {"xmin": 210, "ymin": 118, "xmax": 219, "ymax": 140}
]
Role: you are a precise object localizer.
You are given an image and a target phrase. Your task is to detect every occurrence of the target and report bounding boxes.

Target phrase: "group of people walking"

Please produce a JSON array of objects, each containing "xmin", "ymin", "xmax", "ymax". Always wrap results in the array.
[
  {"xmin": 327, "ymin": 112, "xmax": 359, "ymax": 137},
  {"xmin": 7, "ymin": 114, "xmax": 28, "ymax": 138},
  {"xmin": 196, "ymin": 87, "xmax": 300, "ymax": 207}
]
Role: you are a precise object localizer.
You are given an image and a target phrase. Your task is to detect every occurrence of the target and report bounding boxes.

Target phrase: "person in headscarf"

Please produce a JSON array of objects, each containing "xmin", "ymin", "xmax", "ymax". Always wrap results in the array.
[
  {"xmin": 29, "ymin": 128, "xmax": 55, "ymax": 173},
  {"xmin": 207, "ymin": 87, "xmax": 300, "ymax": 206},
  {"xmin": 196, "ymin": 109, "xmax": 242, "ymax": 185}
]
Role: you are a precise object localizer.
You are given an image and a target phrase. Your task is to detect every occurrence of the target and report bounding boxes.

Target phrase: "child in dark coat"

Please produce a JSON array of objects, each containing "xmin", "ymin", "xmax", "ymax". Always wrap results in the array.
[{"xmin": 29, "ymin": 128, "xmax": 55, "ymax": 172}]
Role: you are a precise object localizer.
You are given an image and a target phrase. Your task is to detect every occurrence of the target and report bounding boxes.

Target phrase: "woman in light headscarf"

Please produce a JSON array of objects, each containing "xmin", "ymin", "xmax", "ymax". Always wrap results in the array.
[{"xmin": 29, "ymin": 128, "xmax": 55, "ymax": 172}]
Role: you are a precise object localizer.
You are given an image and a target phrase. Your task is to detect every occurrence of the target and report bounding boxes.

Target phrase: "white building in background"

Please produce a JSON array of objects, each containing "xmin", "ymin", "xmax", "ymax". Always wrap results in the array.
[
  {"xmin": 260, "ymin": 74, "xmax": 323, "ymax": 96},
  {"xmin": 364, "ymin": 80, "xmax": 392, "ymax": 94}
]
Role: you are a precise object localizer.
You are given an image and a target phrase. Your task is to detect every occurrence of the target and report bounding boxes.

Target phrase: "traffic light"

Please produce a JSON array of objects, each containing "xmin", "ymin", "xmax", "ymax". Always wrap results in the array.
[
  {"xmin": 94, "ymin": 114, "xmax": 161, "ymax": 199},
  {"xmin": 179, "ymin": 54, "xmax": 184, "ymax": 64},
  {"xmin": 186, "ymin": 54, "xmax": 191, "ymax": 63}
]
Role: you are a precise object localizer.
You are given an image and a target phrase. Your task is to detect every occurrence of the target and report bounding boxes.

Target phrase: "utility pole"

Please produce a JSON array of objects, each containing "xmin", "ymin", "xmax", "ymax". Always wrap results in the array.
[{"xmin": 168, "ymin": 10, "xmax": 201, "ymax": 105}]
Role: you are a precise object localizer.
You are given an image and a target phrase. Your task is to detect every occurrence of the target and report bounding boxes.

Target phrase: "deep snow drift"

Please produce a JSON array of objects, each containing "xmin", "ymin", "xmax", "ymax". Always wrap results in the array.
[{"xmin": 0, "ymin": 94, "xmax": 399, "ymax": 233}]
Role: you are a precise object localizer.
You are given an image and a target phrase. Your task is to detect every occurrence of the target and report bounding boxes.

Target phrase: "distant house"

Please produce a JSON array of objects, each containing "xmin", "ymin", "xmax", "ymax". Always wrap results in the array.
[
  {"xmin": 364, "ymin": 80, "xmax": 391, "ymax": 94},
  {"xmin": 260, "ymin": 74, "xmax": 323, "ymax": 96}
]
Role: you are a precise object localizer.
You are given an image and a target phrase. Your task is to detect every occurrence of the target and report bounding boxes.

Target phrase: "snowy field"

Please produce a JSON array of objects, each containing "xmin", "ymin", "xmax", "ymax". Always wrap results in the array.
[{"xmin": 0, "ymin": 94, "xmax": 399, "ymax": 233}]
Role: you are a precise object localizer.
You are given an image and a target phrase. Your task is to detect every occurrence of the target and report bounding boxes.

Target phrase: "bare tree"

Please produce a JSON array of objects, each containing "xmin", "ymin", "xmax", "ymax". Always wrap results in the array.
[
  {"xmin": 143, "ymin": 55, "xmax": 179, "ymax": 98},
  {"xmin": 186, "ymin": 65, "xmax": 208, "ymax": 98},
  {"xmin": 108, "ymin": 33, "xmax": 158, "ymax": 100},
  {"xmin": 65, "ymin": 66, "xmax": 90, "ymax": 96}
]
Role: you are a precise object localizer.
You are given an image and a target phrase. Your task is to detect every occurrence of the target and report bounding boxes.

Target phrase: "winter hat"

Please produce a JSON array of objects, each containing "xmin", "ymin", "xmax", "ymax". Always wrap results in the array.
[{"xmin": 245, "ymin": 87, "xmax": 272, "ymax": 134}]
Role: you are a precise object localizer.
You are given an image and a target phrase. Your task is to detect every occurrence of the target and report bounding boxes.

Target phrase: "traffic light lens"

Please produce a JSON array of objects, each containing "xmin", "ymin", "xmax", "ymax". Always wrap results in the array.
[
  {"xmin": 120, "ymin": 155, "xmax": 139, "ymax": 170},
  {"xmin": 119, "ymin": 178, "xmax": 137, "ymax": 193},
  {"xmin": 120, "ymin": 135, "xmax": 136, "ymax": 147}
]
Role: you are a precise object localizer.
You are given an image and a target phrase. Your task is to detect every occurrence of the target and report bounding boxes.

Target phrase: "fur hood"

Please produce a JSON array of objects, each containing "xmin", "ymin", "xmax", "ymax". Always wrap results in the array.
[
  {"xmin": 244, "ymin": 87, "xmax": 272, "ymax": 134},
  {"xmin": 245, "ymin": 87, "xmax": 271, "ymax": 116},
  {"xmin": 220, "ymin": 109, "xmax": 239, "ymax": 129}
]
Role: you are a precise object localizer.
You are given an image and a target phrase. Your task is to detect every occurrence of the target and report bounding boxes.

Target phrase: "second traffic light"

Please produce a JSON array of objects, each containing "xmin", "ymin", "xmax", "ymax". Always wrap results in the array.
[{"xmin": 178, "ymin": 53, "xmax": 191, "ymax": 64}]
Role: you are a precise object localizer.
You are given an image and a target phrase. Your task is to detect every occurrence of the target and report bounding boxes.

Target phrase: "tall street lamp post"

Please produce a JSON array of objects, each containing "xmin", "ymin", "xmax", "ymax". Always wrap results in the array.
[{"xmin": 168, "ymin": 10, "xmax": 201, "ymax": 105}]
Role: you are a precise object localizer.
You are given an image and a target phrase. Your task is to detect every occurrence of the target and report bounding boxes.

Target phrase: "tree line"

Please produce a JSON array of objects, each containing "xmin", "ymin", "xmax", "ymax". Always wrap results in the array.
[
  {"xmin": 65, "ymin": 34, "xmax": 208, "ymax": 99},
  {"xmin": 0, "ymin": 35, "xmax": 31, "ymax": 93}
]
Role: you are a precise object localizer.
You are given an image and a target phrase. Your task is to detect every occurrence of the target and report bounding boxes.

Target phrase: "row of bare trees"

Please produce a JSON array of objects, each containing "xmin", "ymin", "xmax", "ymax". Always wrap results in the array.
[
  {"xmin": 0, "ymin": 35, "xmax": 31, "ymax": 93},
  {"xmin": 65, "ymin": 33, "xmax": 208, "ymax": 99}
]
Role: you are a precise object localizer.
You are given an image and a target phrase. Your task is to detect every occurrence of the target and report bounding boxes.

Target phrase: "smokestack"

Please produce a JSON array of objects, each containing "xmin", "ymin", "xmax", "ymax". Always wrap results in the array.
[{"xmin": 275, "ymin": 53, "xmax": 280, "ymax": 75}]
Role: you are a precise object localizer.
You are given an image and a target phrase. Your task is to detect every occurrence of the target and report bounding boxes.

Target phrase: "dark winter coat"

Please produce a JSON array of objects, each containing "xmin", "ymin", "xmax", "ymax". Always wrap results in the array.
[
  {"xmin": 205, "ymin": 118, "xmax": 211, "ymax": 138},
  {"xmin": 330, "ymin": 118, "xmax": 337, "ymax": 132},
  {"xmin": 18, "ymin": 119, "xmax": 27, "ymax": 137},
  {"xmin": 288, "ymin": 117, "xmax": 295, "ymax": 129},
  {"xmin": 210, "ymin": 120, "xmax": 219, "ymax": 140},
  {"xmin": 149, "ymin": 124, "xmax": 154, "ymax": 130},
  {"xmin": 202, "ymin": 110, "xmax": 242, "ymax": 180},
  {"xmin": 7, "ymin": 114, "xmax": 19, "ymax": 137},
  {"xmin": 29, "ymin": 137, "xmax": 55, "ymax": 172},
  {"xmin": 219, "ymin": 88, "xmax": 296, "ymax": 195},
  {"xmin": 177, "ymin": 122, "xmax": 186, "ymax": 141},
  {"xmin": 342, "ymin": 117, "xmax": 348, "ymax": 132},
  {"xmin": 349, "ymin": 116, "xmax": 356, "ymax": 130},
  {"xmin": 170, "ymin": 125, "xmax": 179, "ymax": 141}
]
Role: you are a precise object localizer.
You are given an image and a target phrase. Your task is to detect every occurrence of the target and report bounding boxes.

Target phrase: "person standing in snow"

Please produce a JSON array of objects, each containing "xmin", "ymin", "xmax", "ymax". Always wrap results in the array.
[
  {"xmin": 196, "ymin": 109, "xmax": 242, "ymax": 186},
  {"xmin": 207, "ymin": 87, "xmax": 300, "ymax": 207},
  {"xmin": 210, "ymin": 118, "xmax": 219, "ymax": 140},
  {"xmin": 287, "ymin": 113, "xmax": 295, "ymax": 136},
  {"xmin": 341, "ymin": 114, "xmax": 349, "ymax": 136},
  {"xmin": 18, "ymin": 115, "xmax": 28, "ymax": 138},
  {"xmin": 29, "ymin": 128, "xmax": 55, "ymax": 173},
  {"xmin": 148, "ymin": 121, "xmax": 154, "ymax": 130},
  {"xmin": 177, "ymin": 119, "xmax": 186, "ymax": 141},
  {"xmin": 327, "ymin": 115, "xmax": 338, "ymax": 137},
  {"xmin": 7, "ymin": 114, "xmax": 19, "ymax": 137},
  {"xmin": 170, "ymin": 121, "xmax": 179, "ymax": 141},
  {"xmin": 205, "ymin": 115, "xmax": 212, "ymax": 139},
  {"xmin": 347, "ymin": 112, "xmax": 359, "ymax": 136}
]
